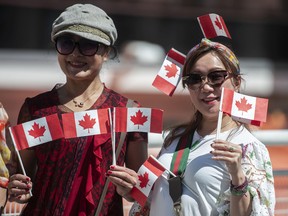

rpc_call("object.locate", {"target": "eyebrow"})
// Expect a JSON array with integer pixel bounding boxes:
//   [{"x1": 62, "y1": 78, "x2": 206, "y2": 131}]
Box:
[{"x1": 189, "y1": 69, "x2": 227, "y2": 75}]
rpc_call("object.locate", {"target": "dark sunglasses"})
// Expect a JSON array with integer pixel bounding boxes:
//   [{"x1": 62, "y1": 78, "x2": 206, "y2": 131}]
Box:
[
  {"x1": 182, "y1": 70, "x2": 228, "y2": 90},
  {"x1": 55, "y1": 37, "x2": 101, "y2": 56}
]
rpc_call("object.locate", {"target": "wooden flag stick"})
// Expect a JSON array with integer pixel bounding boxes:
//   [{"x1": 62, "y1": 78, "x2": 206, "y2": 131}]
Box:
[
  {"x1": 8, "y1": 127, "x2": 33, "y2": 197},
  {"x1": 216, "y1": 88, "x2": 225, "y2": 140},
  {"x1": 108, "y1": 108, "x2": 116, "y2": 166}
]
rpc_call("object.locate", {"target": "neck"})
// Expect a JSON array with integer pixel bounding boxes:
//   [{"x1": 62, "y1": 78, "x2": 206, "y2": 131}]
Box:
[
  {"x1": 58, "y1": 81, "x2": 104, "y2": 110},
  {"x1": 197, "y1": 116, "x2": 235, "y2": 137}
]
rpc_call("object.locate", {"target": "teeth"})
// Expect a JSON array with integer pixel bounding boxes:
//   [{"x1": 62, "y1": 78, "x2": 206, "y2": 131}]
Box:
[{"x1": 70, "y1": 61, "x2": 85, "y2": 66}]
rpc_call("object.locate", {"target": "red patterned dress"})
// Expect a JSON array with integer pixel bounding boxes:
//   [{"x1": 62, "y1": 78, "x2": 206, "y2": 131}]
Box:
[{"x1": 17, "y1": 85, "x2": 147, "y2": 216}]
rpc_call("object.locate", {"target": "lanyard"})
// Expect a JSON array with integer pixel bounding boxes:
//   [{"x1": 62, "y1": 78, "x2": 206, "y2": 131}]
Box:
[{"x1": 170, "y1": 131, "x2": 199, "y2": 176}]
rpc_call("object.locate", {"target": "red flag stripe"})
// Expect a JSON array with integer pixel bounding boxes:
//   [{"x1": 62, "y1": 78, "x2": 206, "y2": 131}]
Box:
[
  {"x1": 152, "y1": 75, "x2": 177, "y2": 96},
  {"x1": 46, "y1": 114, "x2": 64, "y2": 140},
  {"x1": 167, "y1": 48, "x2": 186, "y2": 65},
  {"x1": 114, "y1": 107, "x2": 128, "y2": 132},
  {"x1": 130, "y1": 187, "x2": 147, "y2": 207},
  {"x1": 150, "y1": 109, "x2": 163, "y2": 133},
  {"x1": 62, "y1": 112, "x2": 77, "y2": 139},
  {"x1": 221, "y1": 88, "x2": 234, "y2": 113},
  {"x1": 145, "y1": 156, "x2": 166, "y2": 176},
  {"x1": 198, "y1": 15, "x2": 217, "y2": 39},
  {"x1": 11, "y1": 125, "x2": 28, "y2": 150},
  {"x1": 97, "y1": 109, "x2": 110, "y2": 133},
  {"x1": 255, "y1": 97, "x2": 268, "y2": 122}
]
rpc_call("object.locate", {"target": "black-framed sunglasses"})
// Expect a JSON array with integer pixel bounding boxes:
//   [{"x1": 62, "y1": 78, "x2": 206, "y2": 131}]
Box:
[
  {"x1": 182, "y1": 70, "x2": 228, "y2": 90},
  {"x1": 55, "y1": 37, "x2": 101, "y2": 56}
]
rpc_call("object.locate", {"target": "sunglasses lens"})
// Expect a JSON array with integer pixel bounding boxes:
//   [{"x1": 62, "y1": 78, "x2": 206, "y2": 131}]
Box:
[
  {"x1": 184, "y1": 71, "x2": 227, "y2": 89},
  {"x1": 78, "y1": 40, "x2": 99, "y2": 56},
  {"x1": 185, "y1": 74, "x2": 202, "y2": 85},
  {"x1": 208, "y1": 72, "x2": 227, "y2": 85},
  {"x1": 56, "y1": 37, "x2": 75, "y2": 55},
  {"x1": 55, "y1": 37, "x2": 100, "y2": 56}
]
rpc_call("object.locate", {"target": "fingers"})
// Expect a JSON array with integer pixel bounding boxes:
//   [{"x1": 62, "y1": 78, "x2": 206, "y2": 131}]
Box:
[
  {"x1": 212, "y1": 140, "x2": 241, "y2": 153},
  {"x1": 107, "y1": 165, "x2": 137, "y2": 187},
  {"x1": 210, "y1": 140, "x2": 243, "y2": 161},
  {"x1": 107, "y1": 165, "x2": 138, "y2": 198},
  {"x1": 8, "y1": 174, "x2": 32, "y2": 202}
]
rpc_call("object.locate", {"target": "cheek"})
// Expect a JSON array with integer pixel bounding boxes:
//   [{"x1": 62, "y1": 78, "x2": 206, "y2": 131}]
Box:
[
  {"x1": 57, "y1": 55, "x2": 67, "y2": 72},
  {"x1": 188, "y1": 90, "x2": 199, "y2": 104}
]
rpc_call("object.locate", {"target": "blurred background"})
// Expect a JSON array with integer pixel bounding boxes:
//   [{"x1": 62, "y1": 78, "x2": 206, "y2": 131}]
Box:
[{"x1": 0, "y1": 0, "x2": 287, "y2": 215}]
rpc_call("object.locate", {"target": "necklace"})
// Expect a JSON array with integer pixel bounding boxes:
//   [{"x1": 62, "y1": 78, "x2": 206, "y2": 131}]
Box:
[
  {"x1": 197, "y1": 118, "x2": 233, "y2": 136},
  {"x1": 72, "y1": 85, "x2": 103, "y2": 108}
]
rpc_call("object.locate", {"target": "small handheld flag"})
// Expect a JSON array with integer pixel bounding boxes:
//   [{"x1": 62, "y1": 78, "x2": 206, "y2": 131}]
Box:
[
  {"x1": 62, "y1": 109, "x2": 110, "y2": 139},
  {"x1": 114, "y1": 107, "x2": 163, "y2": 133},
  {"x1": 130, "y1": 155, "x2": 167, "y2": 207},
  {"x1": 9, "y1": 113, "x2": 64, "y2": 150},
  {"x1": 152, "y1": 48, "x2": 186, "y2": 96},
  {"x1": 197, "y1": 13, "x2": 231, "y2": 39},
  {"x1": 220, "y1": 88, "x2": 268, "y2": 126}
]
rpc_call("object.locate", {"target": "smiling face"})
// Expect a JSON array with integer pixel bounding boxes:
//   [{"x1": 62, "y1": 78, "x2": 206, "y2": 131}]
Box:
[
  {"x1": 56, "y1": 34, "x2": 109, "y2": 83},
  {"x1": 187, "y1": 51, "x2": 239, "y2": 120}
]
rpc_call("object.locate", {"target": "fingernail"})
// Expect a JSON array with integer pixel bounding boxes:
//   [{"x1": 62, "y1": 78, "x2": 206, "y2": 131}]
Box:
[{"x1": 110, "y1": 165, "x2": 115, "y2": 169}]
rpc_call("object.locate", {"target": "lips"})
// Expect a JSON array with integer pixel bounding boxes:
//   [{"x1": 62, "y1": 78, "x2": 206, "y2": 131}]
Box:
[
  {"x1": 68, "y1": 61, "x2": 86, "y2": 68},
  {"x1": 202, "y1": 97, "x2": 220, "y2": 103}
]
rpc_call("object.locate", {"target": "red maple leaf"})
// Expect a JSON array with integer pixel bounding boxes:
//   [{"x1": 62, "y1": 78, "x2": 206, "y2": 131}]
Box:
[
  {"x1": 235, "y1": 97, "x2": 252, "y2": 115},
  {"x1": 130, "y1": 110, "x2": 148, "y2": 129},
  {"x1": 138, "y1": 172, "x2": 149, "y2": 188},
  {"x1": 214, "y1": 17, "x2": 223, "y2": 30},
  {"x1": 164, "y1": 63, "x2": 178, "y2": 78},
  {"x1": 28, "y1": 122, "x2": 46, "y2": 141},
  {"x1": 78, "y1": 113, "x2": 96, "y2": 133}
]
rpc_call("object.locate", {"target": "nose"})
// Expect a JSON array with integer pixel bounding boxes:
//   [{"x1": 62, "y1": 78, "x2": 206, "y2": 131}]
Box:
[
  {"x1": 71, "y1": 43, "x2": 82, "y2": 56},
  {"x1": 200, "y1": 78, "x2": 214, "y2": 92}
]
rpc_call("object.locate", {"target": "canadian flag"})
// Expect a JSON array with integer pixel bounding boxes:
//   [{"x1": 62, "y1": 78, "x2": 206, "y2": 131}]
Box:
[
  {"x1": 62, "y1": 109, "x2": 110, "y2": 139},
  {"x1": 9, "y1": 114, "x2": 64, "y2": 150},
  {"x1": 197, "y1": 13, "x2": 231, "y2": 39},
  {"x1": 130, "y1": 155, "x2": 166, "y2": 206},
  {"x1": 221, "y1": 88, "x2": 268, "y2": 126},
  {"x1": 114, "y1": 107, "x2": 163, "y2": 133},
  {"x1": 152, "y1": 48, "x2": 186, "y2": 96}
]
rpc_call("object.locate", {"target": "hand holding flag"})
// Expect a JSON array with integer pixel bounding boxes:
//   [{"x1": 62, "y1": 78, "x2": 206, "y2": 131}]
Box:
[
  {"x1": 9, "y1": 113, "x2": 64, "y2": 197},
  {"x1": 130, "y1": 155, "x2": 167, "y2": 206},
  {"x1": 152, "y1": 48, "x2": 186, "y2": 96}
]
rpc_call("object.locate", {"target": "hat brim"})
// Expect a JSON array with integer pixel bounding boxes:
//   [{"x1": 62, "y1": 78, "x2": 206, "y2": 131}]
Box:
[{"x1": 52, "y1": 30, "x2": 111, "y2": 46}]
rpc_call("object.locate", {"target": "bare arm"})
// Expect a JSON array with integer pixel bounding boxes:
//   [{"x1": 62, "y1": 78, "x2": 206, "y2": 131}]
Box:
[{"x1": 211, "y1": 140, "x2": 252, "y2": 216}]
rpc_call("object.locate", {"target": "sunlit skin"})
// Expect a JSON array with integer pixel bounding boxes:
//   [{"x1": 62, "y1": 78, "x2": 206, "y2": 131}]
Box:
[
  {"x1": 57, "y1": 35, "x2": 107, "y2": 83},
  {"x1": 187, "y1": 52, "x2": 236, "y2": 122},
  {"x1": 7, "y1": 34, "x2": 148, "y2": 204},
  {"x1": 186, "y1": 52, "x2": 252, "y2": 215},
  {"x1": 56, "y1": 35, "x2": 109, "y2": 106}
]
